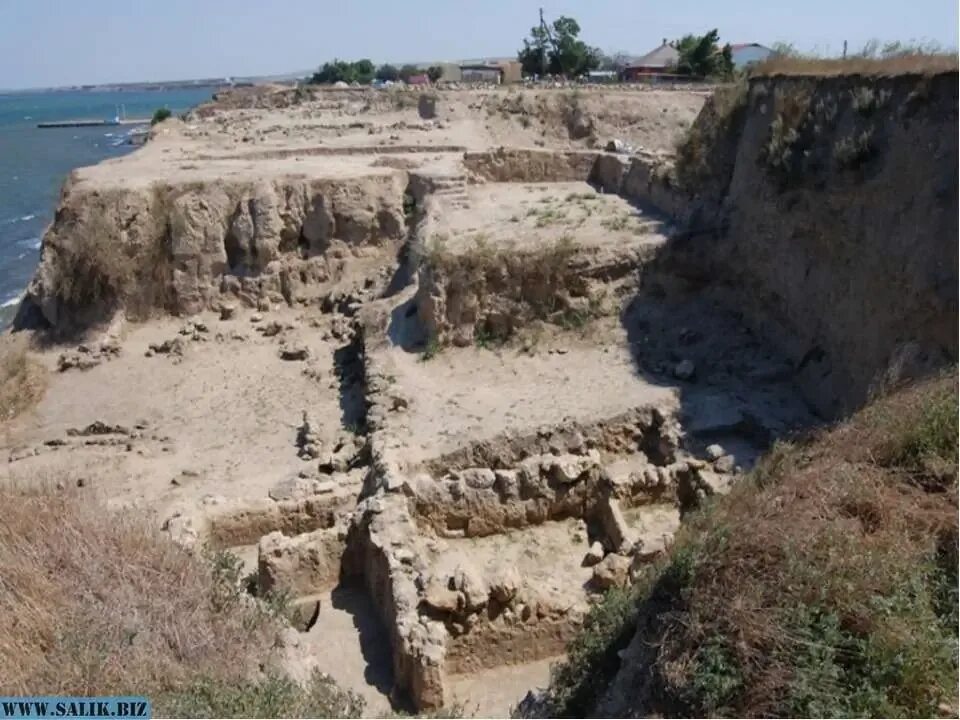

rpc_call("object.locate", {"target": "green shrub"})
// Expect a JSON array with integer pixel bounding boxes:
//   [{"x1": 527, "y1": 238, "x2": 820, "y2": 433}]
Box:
[
  {"x1": 159, "y1": 670, "x2": 364, "y2": 718},
  {"x1": 674, "y1": 81, "x2": 748, "y2": 190},
  {"x1": 539, "y1": 585, "x2": 641, "y2": 717},
  {"x1": 892, "y1": 385, "x2": 958, "y2": 469},
  {"x1": 151, "y1": 107, "x2": 172, "y2": 125}
]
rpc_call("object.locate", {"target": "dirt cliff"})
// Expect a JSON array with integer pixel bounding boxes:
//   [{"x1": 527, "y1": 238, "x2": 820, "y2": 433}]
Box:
[
  {"x1": 653, "y1": 71, "x2": 958, "y2": 417},
  {"x1": 15, "y1": 170, "x2": 407, "y2": 332}
]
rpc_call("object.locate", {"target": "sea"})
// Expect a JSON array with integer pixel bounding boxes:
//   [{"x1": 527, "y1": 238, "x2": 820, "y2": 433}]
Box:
[{"x1": 0, "y1": 87, "x2": 218, "y2": 323}]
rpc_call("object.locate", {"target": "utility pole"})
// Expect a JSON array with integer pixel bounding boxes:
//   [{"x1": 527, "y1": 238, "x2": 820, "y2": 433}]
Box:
[
  {"x1": 842, "y1": 40, "x2": 847, "y2": 58},
  {"x1": 539, "y1": 7, "x2": 548, "y2": 78}
]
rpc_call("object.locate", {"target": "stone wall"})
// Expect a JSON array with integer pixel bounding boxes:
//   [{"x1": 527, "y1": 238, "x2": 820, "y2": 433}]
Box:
[{"x1": 463, "y1": 148, "x2": 600, "y2": 182}]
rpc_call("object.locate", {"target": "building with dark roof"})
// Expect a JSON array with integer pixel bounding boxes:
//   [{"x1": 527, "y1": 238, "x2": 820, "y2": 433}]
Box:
[{"x1": 621, "y1": 39, "x2": 681, "y2": 81}]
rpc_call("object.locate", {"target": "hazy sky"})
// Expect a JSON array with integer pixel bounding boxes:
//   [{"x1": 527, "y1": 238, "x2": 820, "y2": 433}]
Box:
[{"x1": 1, "y1": 0, "x2": 957, "y2": 89}]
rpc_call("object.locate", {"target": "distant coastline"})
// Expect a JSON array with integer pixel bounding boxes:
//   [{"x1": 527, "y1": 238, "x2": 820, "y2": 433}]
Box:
[
  {"x1": 0, "y1": 70, "x2": 310, "y2": 96},
  {"x1": 0, "y1": 86, "x2": 218, "y2": 328}
]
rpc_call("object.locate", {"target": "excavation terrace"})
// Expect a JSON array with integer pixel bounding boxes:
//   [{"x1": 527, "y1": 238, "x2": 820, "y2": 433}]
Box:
[{"x1": 6, "y1": 77, "x2": 955, "y2": 716}]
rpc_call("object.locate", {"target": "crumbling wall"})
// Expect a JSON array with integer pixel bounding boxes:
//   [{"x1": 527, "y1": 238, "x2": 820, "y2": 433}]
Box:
[
  {"x1": 463, "y1": 148, "x2": 599, "y2": 182},
  {"x1": 644, "y1": 72, "x2": 959, "y2": 416}
]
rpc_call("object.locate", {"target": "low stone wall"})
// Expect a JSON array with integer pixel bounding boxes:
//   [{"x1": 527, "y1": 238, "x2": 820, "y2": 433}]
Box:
[{"x1": 463, "y1": 148, "x2": 600, "y2": 182}]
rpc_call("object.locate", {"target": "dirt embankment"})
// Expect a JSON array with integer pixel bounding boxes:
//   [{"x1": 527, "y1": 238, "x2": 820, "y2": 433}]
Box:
[
  {"x1": 15, "y1": 173, "x2": 408, "y2": 332},
  {"x1": 654, "y1": 72, "x2": 958, "y2": 417}
]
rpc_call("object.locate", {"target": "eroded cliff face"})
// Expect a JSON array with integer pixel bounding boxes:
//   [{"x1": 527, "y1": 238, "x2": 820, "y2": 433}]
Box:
[
  {"x1": 651, "y1": 72, "x2": 958, "y2": 417},
  {"x1": 16, "y1": 171, "x2": 408, "y2": 331}
]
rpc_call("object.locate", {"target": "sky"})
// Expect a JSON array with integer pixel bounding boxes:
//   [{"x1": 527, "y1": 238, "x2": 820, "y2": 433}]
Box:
[{"x1": 1, "y1": 0, "x2": 957, "y2": 89}]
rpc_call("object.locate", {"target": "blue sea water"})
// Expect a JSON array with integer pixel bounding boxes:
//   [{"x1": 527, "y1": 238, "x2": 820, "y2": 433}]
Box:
[{"x1": 0, "y1": 87, "x2": 217, "y2": 311}]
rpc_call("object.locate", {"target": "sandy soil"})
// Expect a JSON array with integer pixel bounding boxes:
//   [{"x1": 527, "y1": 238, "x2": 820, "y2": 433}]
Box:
[
  {"x1": 432, "y1": 180, "x2": 671, "y2": 252},
  {"x1": 448, "y1": 657, "x2": 558, "y2": 717},
  {"x1": 374, "y1": 319, "x2": 678, "y2": 468},
  {"x1": 298, "y1": 586, "x2": 394, "y2": 717},
  {"x1": 1, "y1": 305, "x2": 351, "y2": 522},
  {"x1": 71, "y1": 86, "x2": 706, "y2": 190}
]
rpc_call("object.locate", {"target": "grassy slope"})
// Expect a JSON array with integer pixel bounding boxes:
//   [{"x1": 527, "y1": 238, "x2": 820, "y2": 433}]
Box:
[
  {"x1": 0, "y1": 484, "x2": 363, "y2": 718},
  {"x1": 538, "y1": 371, "x2": 958, "y2": 718}
]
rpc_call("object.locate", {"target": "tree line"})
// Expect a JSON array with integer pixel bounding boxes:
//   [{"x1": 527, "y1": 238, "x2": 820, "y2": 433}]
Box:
[
  {"x1": 310, "y1": 59, "x2": 443, "y2": 85},
  {"x1": 307, "y1": 18, "x2": 740, "y2": 85},
  {"x1": 518, "y1": 15, "x2": 736, "y2": 79}
]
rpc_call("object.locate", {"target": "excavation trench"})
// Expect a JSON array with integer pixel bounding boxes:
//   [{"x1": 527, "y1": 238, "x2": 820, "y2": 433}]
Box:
[
  {"x1": 195, "y1": 149, "x2": 817, "y2": 714},
  {"x1": 25, "y1": 146, "x2": 815, "y2": 714}
]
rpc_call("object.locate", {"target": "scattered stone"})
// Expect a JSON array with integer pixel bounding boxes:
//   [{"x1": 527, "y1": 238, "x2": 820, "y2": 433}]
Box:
[
  {"x1": 423, "y1": 578, "x2": 461, "y2": 613},
  {"x1": 605, "y1": 138, "x2": 627, "y2": 153},
  {"x1": 250, "y1": 313, "x2": 263, "y2": 323},
  {"x1": 459, "y1": 467, "x2": 496, "y2": 490},
  {"x1": 493, "y1": 469, "x2": 519, "y2": 498},
  {"x1": 705, "y1": 443, "x2": 726, "y2": 461},
  {"x1": 549, "y1": 452, "x2": 599, "y2": 484},
  {"x1": 178, "y1": 320, "x2": 209, "y2": 338},
  {"x1": 714, "y1": 454, "x2": 736, "y2": 473},
  {"x1": 289, "y1": 599, "x2": 322, "y2": 632},
  {"x1": 67, "y1": 421, "x2": 129, "y2": 436},
  {"x1": 161, "y1": 512, "x2": 199, "y2": 549},
  {"x1": 592, "y1": 553, "x2": 631, "y2": 590},
  {"x1": 489, "y1": 566, "x2": 521, "y2": 604},
  {"x1": 219, "y1": 304, "x2": 236, "y2": 321},
  {"x1": 279, "y1": 344, "x2": 310, "y2": 361},
  {"x1": 583, "y1": 541, "x2": 605, "y2": 567},
  {"x1": 598, "y1": 496, "x2": 635, "y2": 554},
  {"x1": 148, "y1": 337, "x2": 186, "y2": 356},
  {"x1": 453, "y1": 564, "x2": 489, "y2": 612},
  {"x1": 56, "y1": 339, "x2": 122, "y2": 372},
  {"x1": 260, "y1": 321, "x2": 284, "y2": 337},
  {"x1": 673, "y1": 359, "x2": 696, "y2": 381},
  {"x1": 296, "y1": 411, "x2": 323, "y2": 459}
]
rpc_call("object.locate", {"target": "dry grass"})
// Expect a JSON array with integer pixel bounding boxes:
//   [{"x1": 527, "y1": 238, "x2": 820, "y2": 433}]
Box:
[
  {"x1": 0, "y1": 335, "x2": 47, "y2": 423},
  {"x1": 50, "y1": 201, "x2": 173, "y2": 323},
  {"x1": 542, "y1": 370, "x2": 959, "y2": 717},
  {"x1": 674, "y1": 81, "x2": 748, "y2": 189},
  {"x1": 0, "y1": 483, "x2": 362, "y2": 717},
  {"x1": 752, "y1": 53, "x2": 958, "y2": 77},
  {"x1": 422, "y1": 233, "x2": 590, "y2": 344},
  {"x1": 51, "y1": 213, "x2": 135, "y2": 310}
]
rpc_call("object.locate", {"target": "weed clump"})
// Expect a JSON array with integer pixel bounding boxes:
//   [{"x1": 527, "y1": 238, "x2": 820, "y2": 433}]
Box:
[
  {"x1": 674, "y1": 81, "x2": 748, "y2": 190},
  {"x1": 834, "y1": 129, "x2": 877, "y2": 169}
]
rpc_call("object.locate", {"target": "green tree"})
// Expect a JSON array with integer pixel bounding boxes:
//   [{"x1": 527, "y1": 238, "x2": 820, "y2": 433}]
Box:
[
  {"x1": 351, "y1": 59, "x2": 375, "y2": 84},
  {"x1": 426, "y1": 65, "x2": 444, "y2": 82},
  {"x1": 398, "y1": 64, "x2": 420, "y2": 82},
  {"x1": 376, "y1": 63, "x2": 399, "y2": 81},
  {"x1": 674, "y1": 29, "x2": 734, "y2": 79},
  {"x1": 310, "y1": 58, "x2": 375, "y2": 85},
  {"x1": 517, "y1": 14, "x2": 601, "y2": 78}
]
